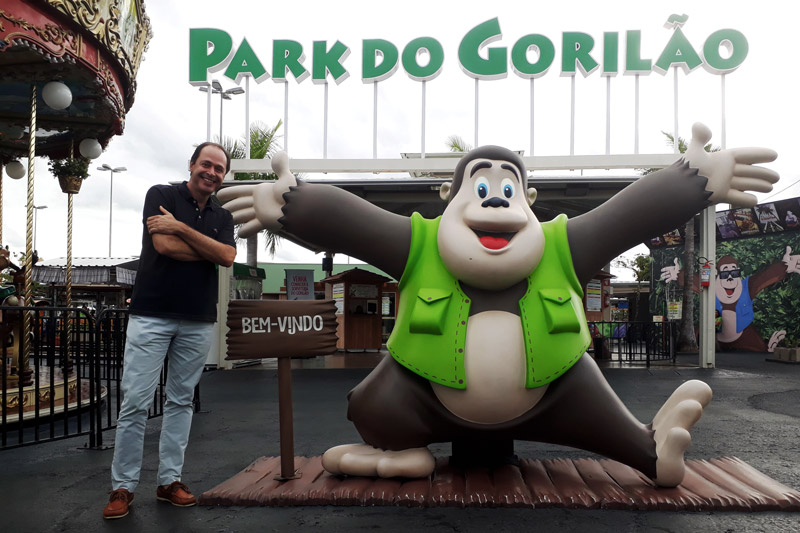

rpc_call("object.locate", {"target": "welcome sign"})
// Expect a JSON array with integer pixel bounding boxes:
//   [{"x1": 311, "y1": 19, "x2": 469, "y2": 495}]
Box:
[
  {"x1": 226, "y1": 300, "x2": 338, "y2": 360},
  {"x1": 189, "y1": 16, "x2": 748, "y2": 86}
]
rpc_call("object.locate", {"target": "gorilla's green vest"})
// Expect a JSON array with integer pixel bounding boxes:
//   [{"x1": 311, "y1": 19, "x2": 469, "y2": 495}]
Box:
[{"x1": 387, "y1": 213, "x2": 591, "y2": 390}]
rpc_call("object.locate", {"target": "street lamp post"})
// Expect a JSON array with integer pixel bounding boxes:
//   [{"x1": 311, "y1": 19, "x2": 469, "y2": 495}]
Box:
[
  {"x1": 32, "y1": 204, "x2": 47, "y2": 252},
  {"x1": 97, "y1": 164, "x2": 126, "y2": 257},
  {"x1": 199, "y1": 79, "x2": 244, "y2": 142}
]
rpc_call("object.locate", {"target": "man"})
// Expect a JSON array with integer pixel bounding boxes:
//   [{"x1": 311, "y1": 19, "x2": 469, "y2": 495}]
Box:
[{"x1": 103, "y1": 142, "x2": 236, "y2": 519}]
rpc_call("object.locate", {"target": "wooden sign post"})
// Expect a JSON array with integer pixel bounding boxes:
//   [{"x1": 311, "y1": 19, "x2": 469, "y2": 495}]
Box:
[{"x1": 226, "y1": 299, "x2": 338, "y2": 480}]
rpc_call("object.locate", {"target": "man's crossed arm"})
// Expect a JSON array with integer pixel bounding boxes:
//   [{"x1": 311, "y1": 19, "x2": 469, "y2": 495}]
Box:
[{"x1": 147, "y1": 206, "x2": 235, "y2": 267}]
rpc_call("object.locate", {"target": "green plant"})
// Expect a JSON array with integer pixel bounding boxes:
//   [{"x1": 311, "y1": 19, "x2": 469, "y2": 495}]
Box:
[{"x1": 48, "y1": 157, "x2": 90, "y2": 179}]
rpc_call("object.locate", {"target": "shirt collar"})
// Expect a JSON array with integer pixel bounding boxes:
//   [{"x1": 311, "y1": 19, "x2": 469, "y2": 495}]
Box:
[{"x1": 178, "y1": 181, "x2": 219, "y2": 212}]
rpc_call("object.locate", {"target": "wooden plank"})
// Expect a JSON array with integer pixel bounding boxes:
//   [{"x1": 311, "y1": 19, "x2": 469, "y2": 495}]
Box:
[
  {"x1": 200, "y1": 456, "x2": 800, "y2": 512},
  {"x1": 519, "y1": 459, "x2": 564, "y2": 508}
]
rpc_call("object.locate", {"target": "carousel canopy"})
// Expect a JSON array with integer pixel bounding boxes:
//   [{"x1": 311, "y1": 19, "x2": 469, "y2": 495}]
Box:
[{"x1": 0, "y1": 0, "x2": 152, "y2": 163}]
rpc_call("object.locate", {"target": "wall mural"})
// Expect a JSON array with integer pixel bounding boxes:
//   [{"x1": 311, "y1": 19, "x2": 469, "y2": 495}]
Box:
[{"x1": 650, "y1": 197, "x2": 800, "y2": 352}]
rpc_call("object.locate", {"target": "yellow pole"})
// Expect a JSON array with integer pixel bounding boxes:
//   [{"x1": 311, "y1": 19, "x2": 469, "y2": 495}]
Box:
[
  {"x1": 22, "y1": 85, "x2": 36, "y2": 385},
  {"x1": 65, "y1": 192, "x2": 73, "y2": 373}
]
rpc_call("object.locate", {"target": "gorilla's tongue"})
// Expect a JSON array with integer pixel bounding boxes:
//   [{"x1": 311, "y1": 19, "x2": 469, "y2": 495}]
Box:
[{"x1": 479, "y1": 236, "x2": 509, "y2": 250}]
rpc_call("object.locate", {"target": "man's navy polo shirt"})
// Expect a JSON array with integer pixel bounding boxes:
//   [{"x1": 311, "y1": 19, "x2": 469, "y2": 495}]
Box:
[{"x1": 129, "y1": 182, "x2": 235, "y2": 322}]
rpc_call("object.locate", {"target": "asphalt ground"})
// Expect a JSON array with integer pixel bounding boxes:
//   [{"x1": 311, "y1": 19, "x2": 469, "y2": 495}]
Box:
[{"x1": 1, "y1": 351, "x2": 799, "y2": 532}]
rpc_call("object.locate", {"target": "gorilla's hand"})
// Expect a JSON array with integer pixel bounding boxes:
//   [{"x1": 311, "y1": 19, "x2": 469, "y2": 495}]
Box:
[
  {"x1": 684, "y1": 123, "x2": 779, "y2": 207},
  {"x1": 216, "y1": 152, "x2": 298, "y2": 238},
  {"x1": 783, "y1": 246, "x2": 800, "y2": 274},
  {"x1": 660, "y1": 258, "x2": 681, "y2": 283}
]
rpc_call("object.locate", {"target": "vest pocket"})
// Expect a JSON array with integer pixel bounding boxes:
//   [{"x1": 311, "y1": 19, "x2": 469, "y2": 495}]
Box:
[
  {"x1": 409, "y1": 288, "x2": 452, "y2": 335},
  {"x1": 539, "y1": 288, "x2": 581, "y2": 334}
]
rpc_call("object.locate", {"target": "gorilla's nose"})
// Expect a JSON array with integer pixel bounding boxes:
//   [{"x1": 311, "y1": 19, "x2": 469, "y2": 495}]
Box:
[{"x1": 482, "y1": 197, "x2": 509, "y2": 208}]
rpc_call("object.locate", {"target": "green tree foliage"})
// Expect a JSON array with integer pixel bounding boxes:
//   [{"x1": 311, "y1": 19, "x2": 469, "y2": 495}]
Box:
[
  {"x1": 613, "y1": 254, "x2": 651, "y2": 321},
  {"x1": 446, "y1": 135, "x2": 472, "y2": 153},
  {"x1": 217, "y1": 121, "x2": 283, "y2": 257}
]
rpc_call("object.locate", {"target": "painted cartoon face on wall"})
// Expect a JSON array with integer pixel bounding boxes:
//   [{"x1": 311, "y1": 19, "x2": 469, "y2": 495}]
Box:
[
  {"x1": 716, "y1": 260, "x2": 743, "y2": 304},
  {"x1": 437, "y1": 147, "x2": 543, "y2": 290}
]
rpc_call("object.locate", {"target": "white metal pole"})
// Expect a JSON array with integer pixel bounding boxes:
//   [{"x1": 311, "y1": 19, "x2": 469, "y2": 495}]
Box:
[
  {"x1": 219, "y1": 92, "x2": 224, "y2": 142},
  {"x1": 673, "y1": 66, "x2": 679, "y2": 154},
  {"x1": 474, "y1": 78, "x2": 479, "y2": 148},
  {"x1": 324, "y1": 81, "x2": 329, "y2": 159},
  {"x1": 373, "y1": 82, "x2": 378, "y2": 159},
  {"x1": 720, "y1": 74, "x2": 727, "y2": 150},
  {"x1": 530, "y1": 78, "x2": 535, "y2": 156},
  {"x1": 421, "y1": 80, "x2": 426, "y2": 158},
  {"x1": 570, "y1": 76, "x2": 576, "y2": 156},
  {"x1": 206, "y1": 84, "x2": 212, "y2": 142},
  {"x1": 245, "y1": 76, "x2": 251, "y2": 158},
  {"x1": 284, "y1": 81, "x2": 289, "y2": 153},
  {"x1": 605, "y1": 76, "x2": 611, "y2": 155},
  {"x1": 634, "y1": 74, "x2": 640, "y2": 154}
]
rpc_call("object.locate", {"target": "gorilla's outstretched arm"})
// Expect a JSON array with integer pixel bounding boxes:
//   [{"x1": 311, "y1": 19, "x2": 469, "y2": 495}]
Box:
[{"x1": 567, "y1": 123, "x2": 778, "y2": 287}]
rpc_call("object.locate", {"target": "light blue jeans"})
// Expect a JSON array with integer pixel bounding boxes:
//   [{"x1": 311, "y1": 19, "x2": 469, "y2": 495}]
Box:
[{"x1": 111, "y1": 315, "x2": 214, "y2": 492}]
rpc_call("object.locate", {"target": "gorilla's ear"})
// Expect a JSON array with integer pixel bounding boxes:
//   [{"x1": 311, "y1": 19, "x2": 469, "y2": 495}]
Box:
[
  {"x1": 440, "y1": 181, "x2": 452, "y2": 202},
  {"x1": 527, "y1": 187, "x2": 537, "y2": 206}
]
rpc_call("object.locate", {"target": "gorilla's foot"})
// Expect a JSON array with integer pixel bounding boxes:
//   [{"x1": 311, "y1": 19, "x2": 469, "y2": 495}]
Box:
[
  {"x1": 321, "y1": 443, "x2": 435, "y2": 478},
  {"x1": 651, "y1": 380, "x2": 712, "y2": 487},
  {"x1": 768, "y1": 330, "x2": 786, "y2": 352}
]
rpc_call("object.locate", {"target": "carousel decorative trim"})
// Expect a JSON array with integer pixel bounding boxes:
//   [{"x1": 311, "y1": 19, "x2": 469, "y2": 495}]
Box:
[
  {"x1": 0, "y1": 8, "x2": 81, "y2": 58},
  {"x1": 43, "y1": 0, "x2": 153, "y2": 93}
]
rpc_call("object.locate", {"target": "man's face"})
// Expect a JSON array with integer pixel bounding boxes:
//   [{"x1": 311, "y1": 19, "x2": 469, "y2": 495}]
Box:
[
  {"x1": 716, "y1": 262, "x2": 743, "y2": 304},
  {"x1": 188, "y1": 145, "x2": 227, "y2": 197}
]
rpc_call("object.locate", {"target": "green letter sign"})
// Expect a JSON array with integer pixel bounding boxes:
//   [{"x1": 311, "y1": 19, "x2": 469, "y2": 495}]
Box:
[
  {"x1": 189, "y1": 28, "x2": 233, "y2": 85},
  {"x1": 273, "y1": 40, "x2": 309, "y2": 82},
  {"x1": 510, "y1": 34, "x2": 554, "y2": 78},
  {"x1": 702, "y1": 29, "x2": 748, "y2": 74},
  {"x1": 459, "y1": 18, "x2": 507, "y2": 79},
  {"x1": 313, "y1": 40, "x2": 351, "y2": 84},
  {"x1": 402, "y1": 37, "x2": 444, "y2": 81},
  {"x1": 224, "y1": 38, "x2": 269, "y2": 83},
  {"x1": 362, "y1": 39, "x2": 399, "y2": 82}
]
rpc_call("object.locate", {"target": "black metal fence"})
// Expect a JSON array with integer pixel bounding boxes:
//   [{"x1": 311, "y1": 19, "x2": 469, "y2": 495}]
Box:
[
  {"x1": 0, "y1": 307, "x2": 166, "y2": 450},
  {"x1": 1, "y1": 311, "x2": 675, "y2": 450},
  {"x1": 588, "y1": 320, "x2": 676, "y2": 366}
]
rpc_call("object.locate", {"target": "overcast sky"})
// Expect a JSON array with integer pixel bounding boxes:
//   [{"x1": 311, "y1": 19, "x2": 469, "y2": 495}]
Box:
[{"x1": 4, "y1": 0, "x2": 798, "y2": 281}]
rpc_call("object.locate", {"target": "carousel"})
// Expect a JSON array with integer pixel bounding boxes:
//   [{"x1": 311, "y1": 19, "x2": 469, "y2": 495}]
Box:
[{"x1": 0, "y1": 1, "x2": 151, "y2": 423}]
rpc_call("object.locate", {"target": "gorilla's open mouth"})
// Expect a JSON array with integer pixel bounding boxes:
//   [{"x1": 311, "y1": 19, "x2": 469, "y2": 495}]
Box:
[
  {"x1": 725, "y1": 288, "x2": 734, "y2": 296},
  {"x1": 472, "y1": 229, "x2": 517, "y2": 250}
]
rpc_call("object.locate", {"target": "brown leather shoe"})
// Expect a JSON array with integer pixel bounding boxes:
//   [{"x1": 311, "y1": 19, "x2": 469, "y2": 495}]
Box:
[
  {"x1": 156, "y1": 481, "x2": 197, "y2": 507},
  {"x1": 103, "y1": 488, "x2": 134, "y2": 519}
]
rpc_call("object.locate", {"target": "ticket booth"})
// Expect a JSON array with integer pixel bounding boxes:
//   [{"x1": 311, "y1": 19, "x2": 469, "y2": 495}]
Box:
[{"x1": 324, "y1": 268, "x2": 389, "y2": 351}]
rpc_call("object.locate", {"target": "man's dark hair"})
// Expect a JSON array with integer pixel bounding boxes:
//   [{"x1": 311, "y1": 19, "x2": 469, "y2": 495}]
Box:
[
  {"x1": 191, "y1": 142, "x2": 231, "y2": 173},
  {"x1": 450, "y1": 145, "x2": 527, "y2": 200}
]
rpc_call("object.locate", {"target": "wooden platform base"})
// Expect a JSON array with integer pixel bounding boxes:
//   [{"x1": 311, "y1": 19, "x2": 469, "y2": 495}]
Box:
[{"x1": 200, "y1": 455, "x2": 800, "y2": 511}]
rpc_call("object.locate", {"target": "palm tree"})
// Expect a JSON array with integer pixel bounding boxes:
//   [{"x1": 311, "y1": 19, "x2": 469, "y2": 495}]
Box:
[
  {"x1": 641, "y1": 132, "x2": 719, "y2": 353},
  {"x1": 613, "y1": 253, "x2": 652, "y2": 321},
  {"x1": 446, "y1": 135, "x2": 472, "y2": 153},
  {"x1": 218, "y1": 120, "x2": 283, "y2": 263}
]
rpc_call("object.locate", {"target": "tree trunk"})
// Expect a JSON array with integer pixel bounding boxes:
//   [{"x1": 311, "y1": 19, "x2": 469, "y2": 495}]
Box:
[
  {"x1": 246, "y1": 235, "x2": 257, "y2": 267},
  {"x1": 678, "y1": 217, "x2": 699, "y2": 352}
]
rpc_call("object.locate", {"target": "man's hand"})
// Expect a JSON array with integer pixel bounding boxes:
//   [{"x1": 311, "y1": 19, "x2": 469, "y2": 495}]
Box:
[
  {"x1": 684, "y1": 122, "x2": 779, "y2": 207},
  {"x1": 660, "y1": 258, "x2": 681, "y2": 283},
  {"x1": 216, "y1": 151, "x2": 298, "y2": 238},
  {"x1": 147, "y1": 206, "x2": 185, "y2": 235},
  {"x1": 783, "y1": 246, "x2": 800, "y2": 274}
]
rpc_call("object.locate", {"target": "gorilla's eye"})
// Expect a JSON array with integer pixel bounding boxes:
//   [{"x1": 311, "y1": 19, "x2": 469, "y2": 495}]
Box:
[
  {"x1": 474, "y1": 177, "x2": 489, "y2": 199},
  {"x1": 501, "y1": 178, "x2": 515, "y2": 199}
]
